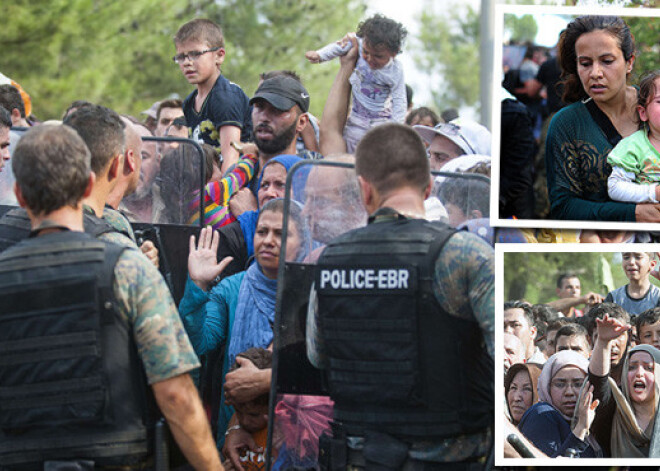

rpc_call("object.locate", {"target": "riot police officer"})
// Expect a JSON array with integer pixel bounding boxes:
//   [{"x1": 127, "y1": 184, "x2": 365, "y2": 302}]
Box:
[
  {"x1": 309, "y1": 123, "x2": 495, "y2": 470},
  {"x1": 0, "y1": 124, "x2": 222, "y2": 470}
]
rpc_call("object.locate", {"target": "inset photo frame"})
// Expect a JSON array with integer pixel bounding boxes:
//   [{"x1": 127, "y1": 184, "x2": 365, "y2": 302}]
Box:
[
  {"x1": 496, "y1": 243, "x2": 660, "y2": 466},
  {"x1": 491, "y1": 5, "x2": 660, "y2": 232}
]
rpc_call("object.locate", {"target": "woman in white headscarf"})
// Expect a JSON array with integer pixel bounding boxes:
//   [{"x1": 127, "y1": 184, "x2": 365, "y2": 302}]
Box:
[
  {"x1": 518, "y1": 350, "x2": 600, "y2": 457},
  {"x1": 589, "y1": 313, "x2": 660, "y2": 457}
]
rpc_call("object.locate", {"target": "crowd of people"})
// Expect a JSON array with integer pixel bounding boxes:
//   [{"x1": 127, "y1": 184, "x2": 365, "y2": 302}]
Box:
[
  {"x1": 0, "y1": 12, "x2": 497, "y2": 471},
  {"x1": 5, "y1": 7, "x2": 660, "y2": 470},
  {"x1": 504, "y1": 252, "x2": 660, "y2": 460}
]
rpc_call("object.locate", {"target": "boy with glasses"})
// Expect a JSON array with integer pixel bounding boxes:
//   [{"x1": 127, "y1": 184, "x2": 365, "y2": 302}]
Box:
[{"x1": 174, "y1": 18, "x2": 253, "y2": 173}]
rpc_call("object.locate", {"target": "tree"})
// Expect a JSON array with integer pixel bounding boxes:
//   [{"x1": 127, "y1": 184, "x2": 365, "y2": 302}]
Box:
[
  {"x1": 413, "y1": 0, "x2": 481, "y2": 112},
  {"x1": 504, "y1": 14, "x2": 538, "y2": 44},
  {"x1": 0, "y1": 0, "x2": 365, "y2": 120},
  {"x1": 503, "y1": 252, "x2": 637, "y2": 304}
]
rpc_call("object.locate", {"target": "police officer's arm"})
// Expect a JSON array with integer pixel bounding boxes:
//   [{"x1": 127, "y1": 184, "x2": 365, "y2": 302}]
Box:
[
  {"x1": 319, "y1": 33, "x2": 358, "y2": 156},
  {"x1": 112, "y1": 249, "x2": 221, "y2": 469},
  {"x1": 152, "y1": 374, "x2": 223, "y2": 470},
  {"x1": 434, "y1": 232, "x2": 495, "y2": 358}
]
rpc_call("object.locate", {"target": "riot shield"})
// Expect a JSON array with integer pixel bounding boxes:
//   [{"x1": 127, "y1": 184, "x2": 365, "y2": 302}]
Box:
[
  {"x1": 268, "y1": 160, "x2": 367, "y2": 469},
  {"x1": 121, "y1": 137, "x2": 207, "y2": 226},
  {"x1": 0, "y1": 127, "x2": 28, "y2": 213},
  {"x1": 269, "y1": 162, "x2": 492, "y2": 469}
]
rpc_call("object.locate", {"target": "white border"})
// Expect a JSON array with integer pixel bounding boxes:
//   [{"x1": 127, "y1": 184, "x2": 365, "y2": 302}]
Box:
[
  {"x1": 490, "y1": 5, "x2": 660, "y2": 231},
  {"x1": 495, "y1": 242, "x2": 660, "y2": 466}
]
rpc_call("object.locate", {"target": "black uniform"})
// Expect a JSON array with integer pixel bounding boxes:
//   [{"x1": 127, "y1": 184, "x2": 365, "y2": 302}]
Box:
[
  {"x1": 314, "y1": 211, "x2": 493, "y2": 469},
  {"x1": 0, "y1": 231, "x2": 155, "y2": 469},
  {"x1": 0, "y1": 207, "x2": 121, "y2": 254}
]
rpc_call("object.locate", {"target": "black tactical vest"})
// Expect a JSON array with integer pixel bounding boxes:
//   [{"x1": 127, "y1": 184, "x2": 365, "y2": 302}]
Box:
[
  {"x1": 0, "y1": 231, "x2": 153, "y2": 467},
  {"x1": 315, "y1": 216, "x2": 493, "y2": 439},
  {"x1": 0, "y1": 207, "x2": 120, "y2": 254}
]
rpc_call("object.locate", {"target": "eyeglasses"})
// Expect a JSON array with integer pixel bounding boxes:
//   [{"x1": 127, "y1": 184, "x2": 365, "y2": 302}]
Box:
[
  {"x1": 172, "y1": 47, "x2": 220, "y2": 64},
  {"x1": 550, "y1": 379, "x2": 584, "y2": 390}
]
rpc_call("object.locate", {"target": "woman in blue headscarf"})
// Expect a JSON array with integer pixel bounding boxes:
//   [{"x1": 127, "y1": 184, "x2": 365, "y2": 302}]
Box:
[
  {"x1": 179, "y1": 198, "x2": 310, "y2": 447},
  {"x1": 216, "y1": 154, "x2": 304, "y2": 279}
]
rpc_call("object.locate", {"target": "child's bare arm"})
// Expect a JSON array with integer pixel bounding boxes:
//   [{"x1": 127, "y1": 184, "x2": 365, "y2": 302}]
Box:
[{"x1": 219, "y1": 125, "x2": 242, "y2": 173}]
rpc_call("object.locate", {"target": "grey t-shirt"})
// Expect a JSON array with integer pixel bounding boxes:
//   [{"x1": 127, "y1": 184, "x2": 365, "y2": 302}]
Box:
[{"x1": 605, "y1": 284, "x2": 660, "y2": 317}]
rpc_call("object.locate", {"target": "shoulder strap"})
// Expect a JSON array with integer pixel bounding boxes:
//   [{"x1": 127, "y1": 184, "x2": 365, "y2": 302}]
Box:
[
  {"x1": 423, "y1": 222, "x2": 456, "y2": 283},
  {"x1": 98, "y1": 241, "x2": 127, "y2": 325},
  {"x1": 83, "y1": 212, "x2": 119, "y2": 239},
  {"x1": 584, "y1": 98, "x2": 622, "y2": 147}
]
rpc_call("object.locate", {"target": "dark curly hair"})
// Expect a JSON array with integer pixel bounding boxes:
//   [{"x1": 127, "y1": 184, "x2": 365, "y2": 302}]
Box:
[
  {"x1": 557, "y1": 15, "x2": 635, "y2": 104},
  {"x1": 356, "y1": 14, "x2": 407, "y2": 55}
]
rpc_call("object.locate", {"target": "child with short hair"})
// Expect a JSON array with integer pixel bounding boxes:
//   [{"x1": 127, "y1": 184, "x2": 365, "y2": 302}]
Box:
[
  {"x1": 605, "y1": 252, "x2": 660, "y2": 317},
  {"x1": 608, "y1": 70, "x2": 660, "y2": 203},
  {"x1": 634, "y1": 307, "x2": 660, "y2": 350},
  {"x1": 225, "y1": 348, "x2": 273, "y2": 470},
  {"x1": 305, "y1": 14, "x2": 407, "y2": 152},
  {"x1": 174, "y1": 18, "x2": 253, "y2": 173}
]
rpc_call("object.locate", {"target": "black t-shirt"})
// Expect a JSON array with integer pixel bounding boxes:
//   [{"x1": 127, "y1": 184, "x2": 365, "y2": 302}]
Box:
[
  {"x1": 536, "y1": 57, "x2": 565, "y2": 114},
  {"x1": 183, "y1": 74, "x2": 253, "y2": 149}
]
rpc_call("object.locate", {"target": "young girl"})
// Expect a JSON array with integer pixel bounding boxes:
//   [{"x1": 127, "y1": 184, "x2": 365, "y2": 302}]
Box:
[
  {"x1": 607, "y1": 70, "x2": 660, "y2": 203},
  {"x1": 305, "y1": 14, "x2": 407, "y2": 152}
]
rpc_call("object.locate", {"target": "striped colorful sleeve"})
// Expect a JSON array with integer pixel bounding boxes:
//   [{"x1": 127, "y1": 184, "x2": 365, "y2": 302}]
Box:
[{"x1": 206, "y1": 153, "x2": 258, "y2": 206}]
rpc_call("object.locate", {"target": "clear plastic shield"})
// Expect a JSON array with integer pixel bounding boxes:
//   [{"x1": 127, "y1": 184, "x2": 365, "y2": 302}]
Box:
[
  {"x1": 269, "y1": 160, "x2": 368, "y2": 469},
  {"x1": 432, "y1": 170, "x2": 492, "y2": 243},
  {"x1": 0, "y1": 128, "x2": 27, "y2": 209},
  {"x1": 269, "y1": 162, "x2": 492, "y2": 469},
  {"x1": 121, "y1": 137, "x2": 207, "y2": 226}
]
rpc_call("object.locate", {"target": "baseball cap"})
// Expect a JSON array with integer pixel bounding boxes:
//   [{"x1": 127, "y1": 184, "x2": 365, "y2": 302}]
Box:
[
  {"x1": 250, "y1": 76, "x2": 310, "y2": 113},
  {"x1": 141, "y1": 100, "x2": 161, "y2": 120},
  {"x1": 414, "y1": 118, "x2": 491, "y2": 156}
]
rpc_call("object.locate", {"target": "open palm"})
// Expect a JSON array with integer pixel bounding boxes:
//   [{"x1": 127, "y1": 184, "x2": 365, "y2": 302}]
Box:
[{"x1": 188, "y1": 227, "x2": 232, "y2": 291}]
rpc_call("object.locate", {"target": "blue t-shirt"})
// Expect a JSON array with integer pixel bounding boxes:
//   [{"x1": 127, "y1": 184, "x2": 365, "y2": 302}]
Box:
[{"x1": 183, "y1": 74, "x2": 253, "y2": 149}]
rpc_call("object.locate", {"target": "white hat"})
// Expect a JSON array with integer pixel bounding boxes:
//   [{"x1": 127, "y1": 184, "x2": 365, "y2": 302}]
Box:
[{"x1": 414, "y1": 118, "x2": 492, "y2": 156}]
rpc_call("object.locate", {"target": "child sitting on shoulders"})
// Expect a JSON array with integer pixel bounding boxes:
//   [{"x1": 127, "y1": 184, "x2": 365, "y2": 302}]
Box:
[
  {"x1": 305, "y1": 14, "x2": 407, "y2": 152},
  {"x1": 608, "y1": 70, "x2": 660, "y2": 203}
]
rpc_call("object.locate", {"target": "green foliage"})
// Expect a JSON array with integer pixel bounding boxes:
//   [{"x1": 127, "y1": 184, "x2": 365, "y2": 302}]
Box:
[
  {"x1": 0, "y1": 0, "x2": 365, "y2": 120},
  {"x1": 503, "y1": 252, "x2": 659, "y2": 304},
  {"x1": 627, "y1": 16, "x2": 660, "y2": 84},
  {"x1": 413, "y1": 0, "x2": 481, "y2": 112},
  {"x1": 504, "y1": 14, "x2": 539, "y2": 44}
]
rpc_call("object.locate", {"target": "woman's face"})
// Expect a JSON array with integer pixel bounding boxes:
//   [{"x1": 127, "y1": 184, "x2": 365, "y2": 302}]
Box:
[
  {"x1": 254, "y1": 210, "x2": 301, "y2": 278},
  {"x1": 627, "y1": 351, "x2": 655, "y2": 405},
  {"x1": 507, "y1": 370, "x2": 534, "y2": 424},
  {"x1": 258, "y1": 163, "x2": 287, "y2": 208},
  {"x1": 549, "y1": 365, "x2": 585, "y2": 418},
  {"x1": 575, "y1": 29, "x2": 633, "y2": 104}
]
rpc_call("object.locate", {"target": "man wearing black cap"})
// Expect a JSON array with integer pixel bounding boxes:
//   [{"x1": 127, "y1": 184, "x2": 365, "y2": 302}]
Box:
[
  {"x1": 251, "y1": 76, "x2": 311, "y2": 164},
  {"x1": 229, "y1": 75, "x2": 319, "y2": 214}
]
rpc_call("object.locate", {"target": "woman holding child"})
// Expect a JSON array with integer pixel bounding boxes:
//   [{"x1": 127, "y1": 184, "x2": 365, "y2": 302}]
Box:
[{"x1": 546, "y1": 15, "x2": 660, "y2": 222}]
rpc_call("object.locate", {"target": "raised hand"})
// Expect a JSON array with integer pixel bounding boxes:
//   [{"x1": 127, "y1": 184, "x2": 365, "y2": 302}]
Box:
[
  {"x1": 572, "y1": 382, "x2": 599, "y2": 441},
  {"x1": 305, "y1": 50, "x2": 321, "y2": 63},
  {"x1": 595, "y1": 313, "x2": 631, "y2": 343},
  {"x1": 188, "y1": 226, "x2": 232, "y2": 291}
]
